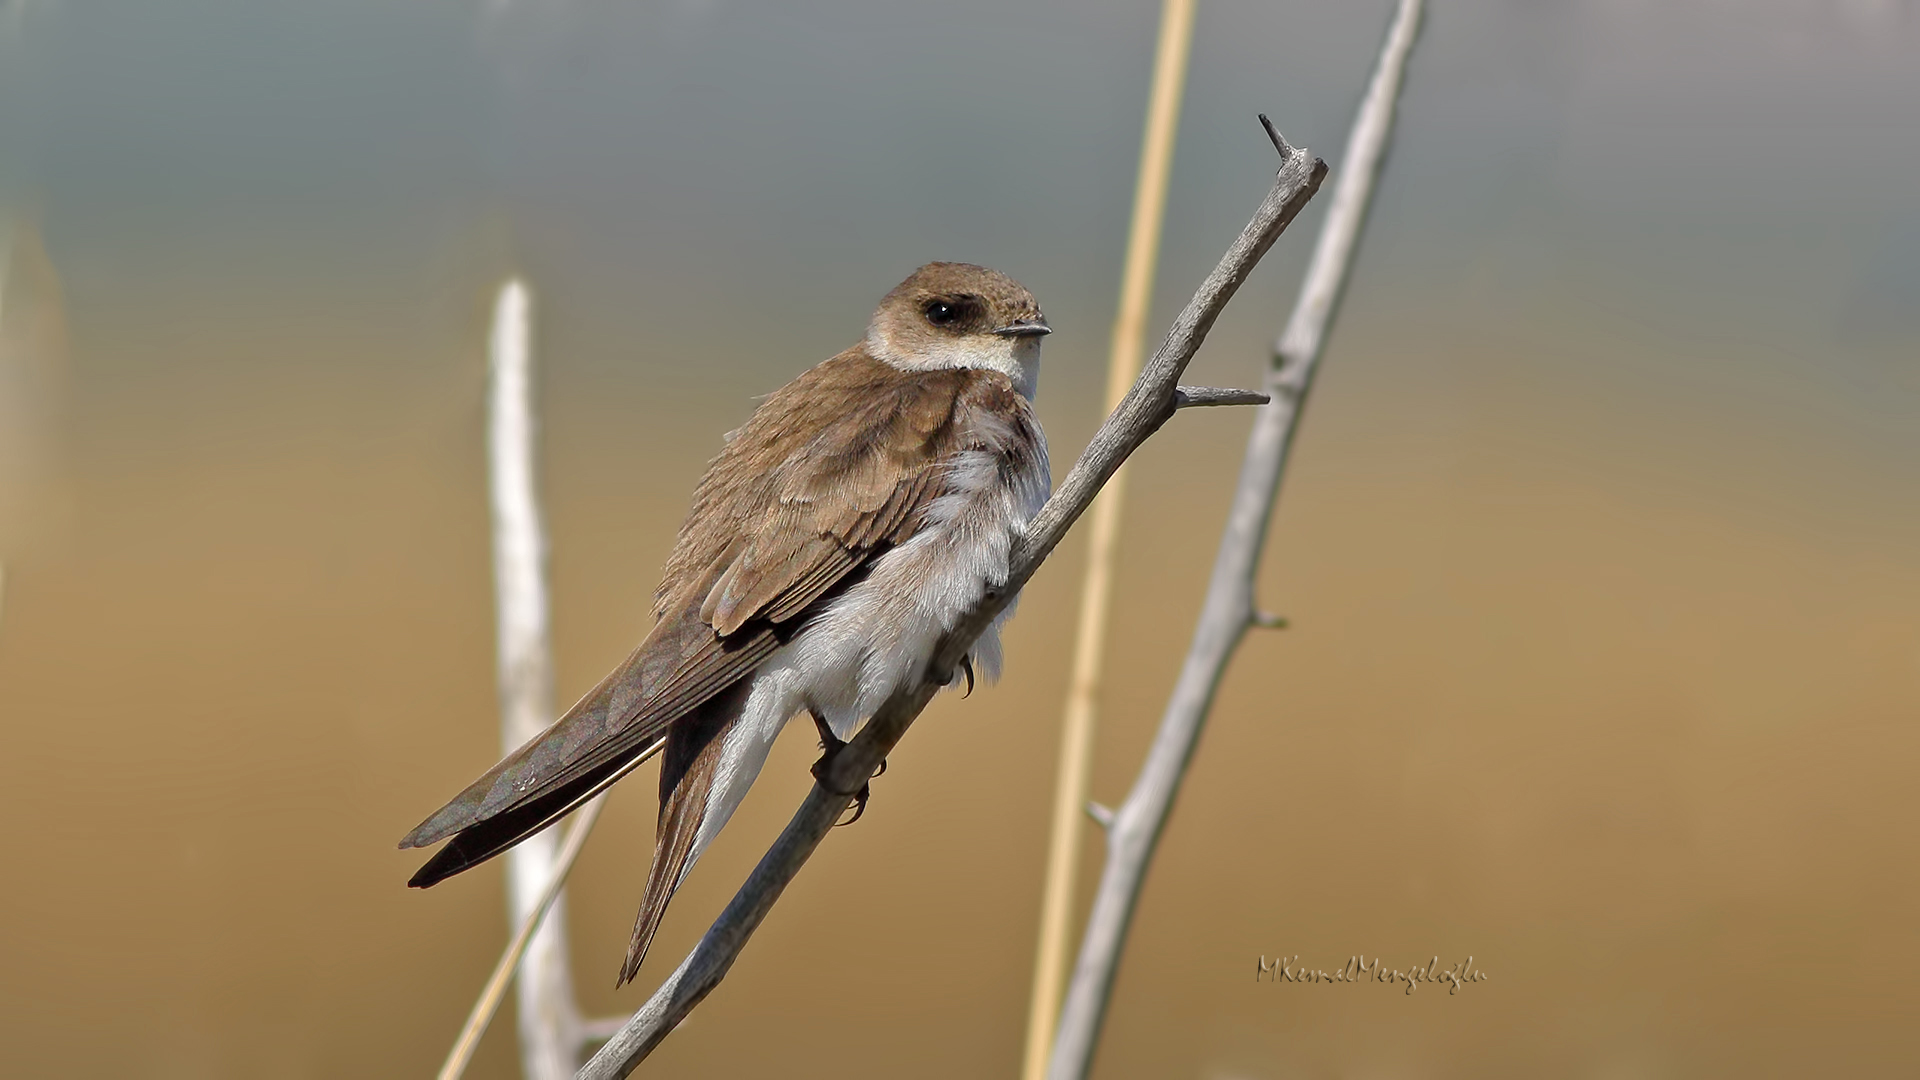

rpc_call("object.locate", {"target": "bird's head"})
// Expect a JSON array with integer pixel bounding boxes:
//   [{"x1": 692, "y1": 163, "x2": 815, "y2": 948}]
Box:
[{"x1": 866, "y1": 262, "x2": 1050, "y2": 399}]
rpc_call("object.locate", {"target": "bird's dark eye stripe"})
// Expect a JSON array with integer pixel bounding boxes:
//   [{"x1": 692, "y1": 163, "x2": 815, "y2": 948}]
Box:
[{"x1": 923, "y1": 294, "x2": 986, "y2": 328}]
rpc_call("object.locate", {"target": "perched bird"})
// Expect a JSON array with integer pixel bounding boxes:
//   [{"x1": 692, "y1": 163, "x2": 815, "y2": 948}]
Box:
[{"x1": 401, "y1": 262, "x2": 1052, "y2": 984}]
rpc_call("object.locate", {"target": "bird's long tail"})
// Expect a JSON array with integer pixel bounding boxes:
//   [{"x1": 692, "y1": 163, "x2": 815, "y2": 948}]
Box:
[
  {"x1": 618, "y1": 677, "x2": 750, "y2": 986},
  {"x1": 406, "y1": 742, "x2": 649, "y2": 889}
]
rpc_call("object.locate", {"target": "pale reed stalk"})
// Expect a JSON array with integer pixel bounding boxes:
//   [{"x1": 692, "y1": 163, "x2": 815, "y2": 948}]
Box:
[{"x1": 1019, "y1": 3, "x2": 1197, "y2": 1077}]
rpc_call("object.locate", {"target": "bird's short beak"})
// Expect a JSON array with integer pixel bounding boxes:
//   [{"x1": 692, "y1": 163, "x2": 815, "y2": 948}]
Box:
[{"x1": 994, "y1": 318, "x2": 1052, "y2": 338}]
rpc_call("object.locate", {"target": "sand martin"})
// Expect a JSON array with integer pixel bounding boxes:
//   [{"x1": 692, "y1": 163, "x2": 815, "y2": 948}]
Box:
[{"x1": 402, "y1": 263, "x2": 1052, "y2": 983}]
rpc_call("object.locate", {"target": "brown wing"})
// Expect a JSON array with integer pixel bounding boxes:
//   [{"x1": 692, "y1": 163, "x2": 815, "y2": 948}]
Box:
[{"x1": 400, "y1": 350, "x2": 979, "y2": 885}]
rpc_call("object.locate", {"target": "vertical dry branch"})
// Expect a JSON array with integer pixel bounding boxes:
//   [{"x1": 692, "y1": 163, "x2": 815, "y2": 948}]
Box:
[
  {"x1": 488, "y1": 278, "x2": 588, "y2": 1080},
  {"x1": 1022, "y1": 1, "x2": 1197, "y2": 1077},
  {"x1": 1044, "y1": 3, "x2": 1424, "y2": 1078},
  {"x1": 577, "y1": 134, "x2": 1326, "y2": 1080}
]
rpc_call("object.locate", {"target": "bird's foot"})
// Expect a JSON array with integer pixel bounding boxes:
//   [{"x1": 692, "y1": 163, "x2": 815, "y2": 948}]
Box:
[{"x1": 809, "y1": 712, "x2": 882, "y2": 827}]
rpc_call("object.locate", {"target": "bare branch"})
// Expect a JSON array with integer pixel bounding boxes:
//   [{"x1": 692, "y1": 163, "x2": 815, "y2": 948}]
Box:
[
  {"x1": 575, "y1": 130, "x2": 1326, "y2": 1080},
  {"x1": 1044, "y1": 3, "x2": 1425, "y2": 1078}
]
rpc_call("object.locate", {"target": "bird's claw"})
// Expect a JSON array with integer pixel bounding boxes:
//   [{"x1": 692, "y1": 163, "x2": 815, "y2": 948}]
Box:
[
  {"x1": 810, "y1": 711, "x2": 881, "y2": 827},
  {"x1": 835, "y1": 781, "x2": 872, "y2": 827}
]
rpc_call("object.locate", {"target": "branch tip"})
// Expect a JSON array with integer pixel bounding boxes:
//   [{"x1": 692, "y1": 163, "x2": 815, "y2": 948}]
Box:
[
  {"x1": 1086, "y1": 801, "x2": 1116, "y2": 829},
  {"x1": 1258, "y1": 113, "x2": 1294, "y2": 161},
  {"x1": 1251, "y1": 611, "x2": 1289, "y2": 630}
]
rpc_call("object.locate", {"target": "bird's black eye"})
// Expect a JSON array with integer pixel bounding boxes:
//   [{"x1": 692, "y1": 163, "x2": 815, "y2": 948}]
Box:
[{"x1": 924, "y1": 300, "x2": 958, "y2": 326}]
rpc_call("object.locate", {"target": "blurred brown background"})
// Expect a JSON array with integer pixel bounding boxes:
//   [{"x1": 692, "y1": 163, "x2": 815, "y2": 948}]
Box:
[{"x1": 2, "y1": 1, "x2": 1917, "y2": 1076}]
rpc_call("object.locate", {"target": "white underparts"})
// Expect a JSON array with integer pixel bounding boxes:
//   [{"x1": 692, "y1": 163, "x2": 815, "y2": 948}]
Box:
[{"x1": 680, "y1": 404, "x2": 1051, "y2": 883}]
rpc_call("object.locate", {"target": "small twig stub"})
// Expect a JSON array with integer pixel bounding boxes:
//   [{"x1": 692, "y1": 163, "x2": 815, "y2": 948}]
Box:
[{"x1": 1173, "y1": 386, "x2": 1270, "y2": 409}]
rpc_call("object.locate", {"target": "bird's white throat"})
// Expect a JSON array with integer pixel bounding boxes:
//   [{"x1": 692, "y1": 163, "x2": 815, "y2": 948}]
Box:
[{"x1": 866, "y1": 331, "x2": 1042, "y2": 400}]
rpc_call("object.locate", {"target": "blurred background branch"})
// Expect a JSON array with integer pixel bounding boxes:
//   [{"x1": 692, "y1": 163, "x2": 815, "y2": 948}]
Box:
[
  {"x1": 1045, "y1": 2, "x2": 1424, "y2": 1077},
  {"x1": 484, "y1": 278, "x2": 588, "y2": 1080},
  {"x1": 0, "y1": 216, "x2": 71, "y2": 640},
  {"x1": 434, "y1": 280, "x2": 675, "y2": 1073},
  {"x1": 434, "y1": 737, "x2": 665, "y2": 1080},
  {"x1": 439, "y1": 790, "x2": 605, "y2": 1080}
]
